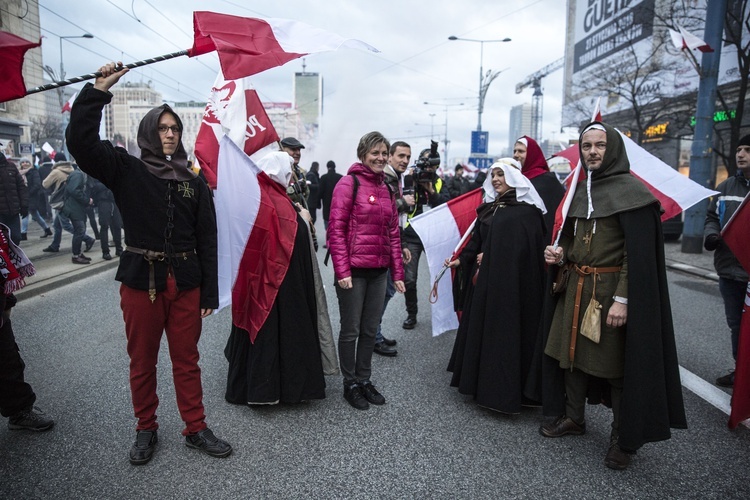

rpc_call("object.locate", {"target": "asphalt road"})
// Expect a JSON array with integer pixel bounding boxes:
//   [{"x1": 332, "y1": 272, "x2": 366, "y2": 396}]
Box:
[{"x1": 1, "y1": 254, "x2": 748, "y2": 499}]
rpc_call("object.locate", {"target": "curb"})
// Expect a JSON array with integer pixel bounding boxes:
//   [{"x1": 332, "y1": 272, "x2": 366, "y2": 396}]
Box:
[
  {"x1": 15, "y1": 259, "x2": 120, "y2": 301},
  {"x1": 666, "y1": 262, "x2": 719, "y2": 282}
]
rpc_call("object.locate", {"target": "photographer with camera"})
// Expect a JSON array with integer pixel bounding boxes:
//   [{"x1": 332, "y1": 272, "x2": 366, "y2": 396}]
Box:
[{"x1": 401, "y1": 141, "x2": 449, "y2": 330}]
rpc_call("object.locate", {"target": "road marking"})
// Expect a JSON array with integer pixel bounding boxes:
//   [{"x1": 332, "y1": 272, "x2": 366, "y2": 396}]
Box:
[{"x1": 680, "y1": 365, "x2": 750, "y2": 428}]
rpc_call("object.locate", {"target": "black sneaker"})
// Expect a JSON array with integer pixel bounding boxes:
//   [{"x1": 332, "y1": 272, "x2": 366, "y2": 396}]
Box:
[
  {"x1": 343, "y1": 382, "x2": 369, "y2": 410},
  {"x1": 129, "y1": 429, "x2": 158, "y2": 465},
  {"x1": 42, "y1": 246, "x2": 59, "y2": 253},
  {"x1": 8, "y1": 406, "x2": 54, "y2": 432},
  {"x1": 185, "y1": 428, "x2": 232, "y2": 458},
  {"x1": 360, "y1": 381, "x2": 386, "y2": 405},
  {"x1": 716, "y1": 370, "x2": 735, "y2": 388}
]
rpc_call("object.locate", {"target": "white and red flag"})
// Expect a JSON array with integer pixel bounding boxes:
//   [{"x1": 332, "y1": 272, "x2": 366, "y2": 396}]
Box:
[
  {"x1": 61, "y1": 91, "x2": 78, "y2": 113},
  {"x1": 550, "y1": 130, "x2": 718, "y2": 245},
  {"x1": 189, "y1": 12, "x2": 379, "y2": 80},
  {"x1": 409, "y1": 188, "x2": 484, "y2": 336},
  {"x1": 722, "y1": 193, "x2": 750, "y2": 274},
  {"x1": 729, "y1": 283, "x2": 750, "y2": 429},
  {"x1": 194, "y1": 72, "x2": 279, "y2": 189},
  {"x1": 214, "y1": 136, "x2": 297, "y2": 342},
  {"x1": 669, "y1": 25, "x2": 714, "y2": 53}
]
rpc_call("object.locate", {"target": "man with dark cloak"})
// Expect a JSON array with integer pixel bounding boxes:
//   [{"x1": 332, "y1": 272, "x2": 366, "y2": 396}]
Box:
[
  {"x1": 537, "y1": 122, "x2": 686, "y2": 471},
  {"x1": 67, "y1": 62, "x2": 231, "y2": 465}
]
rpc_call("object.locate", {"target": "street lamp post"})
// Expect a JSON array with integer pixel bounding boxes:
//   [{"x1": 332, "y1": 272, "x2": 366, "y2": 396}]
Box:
[
  {"x1": 424, "y1": 101, "x2": 464, "y2": 167},
  {"x1": 448, "y1": 36, "x2": 510, "y2": 132},
  {"x1": 58, "y1": 33, "x2": 94, "y2": 157}
]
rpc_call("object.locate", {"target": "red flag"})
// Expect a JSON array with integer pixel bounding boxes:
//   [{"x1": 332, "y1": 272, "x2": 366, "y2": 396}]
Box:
[
  {"x1": 195, "y1": 73, "x2": 279, "y2": 189},
  {"x1": 0, "y1": 31, "x2": 41, "y2": 103},
  {"x1": 214, "y1": 138, "x2": 297, "y2": 342},
  {"x1": 729, "y1": 283, "x2": 750, "y2": 428},
  {"x1": 189, "y1": 12, "x2": 378, "y2": 80},
  {"x1": 722, "y1": 194, "x2": 750, "y2": 274},
  {"x1": 409, "y1": 188, "x2": 484, "y2": 336}
]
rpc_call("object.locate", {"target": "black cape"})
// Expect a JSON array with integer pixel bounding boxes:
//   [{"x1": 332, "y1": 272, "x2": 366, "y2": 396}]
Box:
[
  {"x1": 448, "y1": 201, "x2": 547, "y2": 414},
  {"x1": 527, "y1": 203, "x2": 687, "y2": 451},
  {"x1": 225, "y1": 213, "x2": 326, "y2": 404}
]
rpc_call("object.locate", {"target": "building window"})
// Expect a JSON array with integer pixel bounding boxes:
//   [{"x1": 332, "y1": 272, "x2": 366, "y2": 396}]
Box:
[{"x1": 0, "y1": 102, "x2": 6, "y2": 112}]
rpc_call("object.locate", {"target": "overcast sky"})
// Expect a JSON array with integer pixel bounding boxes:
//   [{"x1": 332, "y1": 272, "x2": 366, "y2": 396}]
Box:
[{"x1": 38, "y1": 0, "x2": 575, "y2": 169}]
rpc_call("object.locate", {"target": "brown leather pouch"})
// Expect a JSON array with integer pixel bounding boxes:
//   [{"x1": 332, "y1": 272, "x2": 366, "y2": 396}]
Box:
[{"x1": 551, "y1": 265, "x2": 571, "y2": 295}]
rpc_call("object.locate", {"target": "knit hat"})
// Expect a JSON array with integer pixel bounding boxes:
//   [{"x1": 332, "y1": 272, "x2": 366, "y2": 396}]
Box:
[
  {"x1": 55, "y1": 152, "x2": 68, "y2": 162},
  {"x1": 739, "y1": 134, "x2": 750, "y2": 148}
]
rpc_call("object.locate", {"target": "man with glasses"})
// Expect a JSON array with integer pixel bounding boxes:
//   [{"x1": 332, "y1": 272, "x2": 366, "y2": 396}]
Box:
[{"x1": 67, "y1": 62, "x2": 231, "y2": 465}]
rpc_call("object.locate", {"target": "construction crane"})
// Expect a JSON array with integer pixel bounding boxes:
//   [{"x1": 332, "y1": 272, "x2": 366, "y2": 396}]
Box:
[{"x1": 515, "y1": 57, "x2": 565, "y2": 140}]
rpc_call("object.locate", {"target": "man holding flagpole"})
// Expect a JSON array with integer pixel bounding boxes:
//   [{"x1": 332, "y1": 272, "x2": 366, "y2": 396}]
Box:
[
  {"x1": 704, "y1": 134, "x2": 750, "y2": 388},
  {"x1": 539, "y1": 122, "x2": 686, "y2": 471},
  {"x1": 66, "y1": 62, "x2": 232, "y2": 466}
]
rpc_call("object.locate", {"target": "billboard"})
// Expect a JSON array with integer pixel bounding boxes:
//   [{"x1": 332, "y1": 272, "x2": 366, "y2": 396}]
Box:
[{"x1": 563, "y1": 0, "x2": 744, "y2": 124}]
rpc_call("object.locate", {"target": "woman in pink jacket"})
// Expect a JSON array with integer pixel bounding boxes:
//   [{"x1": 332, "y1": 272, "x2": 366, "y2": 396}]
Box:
[{"x1": 328, "y1": 131, "x2": 405, "y2": 410}]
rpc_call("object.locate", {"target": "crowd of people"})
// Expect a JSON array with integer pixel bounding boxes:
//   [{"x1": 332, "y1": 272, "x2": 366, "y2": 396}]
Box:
[{"x1": 2, "y1": 61, "x2": 747, "y2": 473}]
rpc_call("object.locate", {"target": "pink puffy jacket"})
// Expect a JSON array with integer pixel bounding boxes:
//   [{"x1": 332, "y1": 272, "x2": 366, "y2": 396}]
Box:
[{"x1": 328, "y1": 162, "x2": 404, "y2": 281}]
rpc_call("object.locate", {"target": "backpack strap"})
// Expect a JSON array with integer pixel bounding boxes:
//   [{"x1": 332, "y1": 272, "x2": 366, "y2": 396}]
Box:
[{"x1": 324, "y1": 173, "x2": 359, "y2": 267}]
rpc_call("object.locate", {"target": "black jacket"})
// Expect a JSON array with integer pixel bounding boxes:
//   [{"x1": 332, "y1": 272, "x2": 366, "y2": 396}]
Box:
[
  {"x1": 67, "y1": 84, "x2": 218, "y2": 309},
  {"x1": 25, "y1": 167, "x2": 45, "y2": 212},
  {"x1": 318, "y1": 171, "x2": 343, "y2": 220},
  {"x1": 0, "y1": 156, "x2": 28, "y2": 216}
]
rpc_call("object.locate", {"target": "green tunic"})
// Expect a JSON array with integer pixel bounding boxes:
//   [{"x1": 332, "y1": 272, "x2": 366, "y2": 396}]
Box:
[{"x1": 544, "y1": 215, "x2": 629, "y2": 378}]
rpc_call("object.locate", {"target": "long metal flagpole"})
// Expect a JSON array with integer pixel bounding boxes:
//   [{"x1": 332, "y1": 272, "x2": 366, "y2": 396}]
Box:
[{"x1": 25, "y1": 49, "x2": 190, "y2": 97}]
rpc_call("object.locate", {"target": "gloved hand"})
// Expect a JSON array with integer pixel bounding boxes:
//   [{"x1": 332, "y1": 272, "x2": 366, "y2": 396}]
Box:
[{"x1": 704, "y1": 233, "x2": 721, "y2": 251}]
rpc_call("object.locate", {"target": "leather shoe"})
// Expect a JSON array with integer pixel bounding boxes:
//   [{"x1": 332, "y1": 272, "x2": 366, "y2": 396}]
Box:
[
  {"x1": 185, "y1": 428, "x2": 232, "y2": 458},
  {"x1": 360, "y1": 381, "x2": 385, "y2": 405},
  {"x1": 716, "y1": 370, "x2": 735, "y2": 388},
  {"x1": 382, "y1": 336, "x2": 397, "y2": 346},
  {"x1": 72, "y1": 255, "x2": 91, "y2": 265},
  {"x1": 343, "y1": 382, "x2": 369, "y2": 410},
  {"x1": 539, "y1": 415, "x2": 586, "y2": 438},
  {"x1": 374, "y1": 342, "x2": 397, "y2": 357},
  {"x1": 129, "y1": 430, "x2": 157, "y2": 465},
  {"x1": 402, "y1": 316, "x2": 417, "y2": 329},
  {"x1": 43, "y1": 246, "x2": 59, "y2": 253},
  {"x1": 604, "y1": 432, "x2": 633, "y2": 470},
  {"x1": 102, "y1": 253, "x2": 112, "y2": 261}
]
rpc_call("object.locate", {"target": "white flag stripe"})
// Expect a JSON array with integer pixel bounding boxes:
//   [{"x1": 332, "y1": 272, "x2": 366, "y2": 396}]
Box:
[
  {"x1": 410, "y1": 203, "x2": 462, "y2": 336},
  {"x1": 215, "y1": 136, "x2": 262, "y2": 311},
  {"x1": 266, "y1": 17, "x2": 379, "y2": 54}
]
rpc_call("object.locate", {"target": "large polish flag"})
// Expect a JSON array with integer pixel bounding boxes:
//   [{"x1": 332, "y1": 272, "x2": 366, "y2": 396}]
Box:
[
  {"x1": 189, "y1": 12, "x2": 379, "y2": 80},
  {"x1": 214, "y1": 136, "x2": 298, "y2": 342},
  {"x1": 410, "y1": 188, "x2": 484, "y2": 336},
  {"x1": 61, "y1": 92, "x2": 78, "y2": 113},
  {"x1": 0, "y1": 30, "x2": 40, "y2": 103},
  {"x1": 729, "y1": 283, "x2": 750, "y2": 429},
  {"x1": 194, "y1": 72, "x2": 279, "y2": 189},
  {"x1": 551, "y1": 130, "x2": 718, "y2": 245}
]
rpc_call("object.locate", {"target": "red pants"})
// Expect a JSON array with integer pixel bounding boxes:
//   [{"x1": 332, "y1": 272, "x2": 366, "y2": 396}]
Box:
[{"x1": 120, "y1": 274, "x2": 207, "y2": 436}]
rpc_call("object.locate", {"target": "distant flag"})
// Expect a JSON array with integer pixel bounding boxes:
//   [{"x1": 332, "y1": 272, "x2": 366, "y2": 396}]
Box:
[
  {"x1": 669, "y1": 24, "x2": 714, "y2": 53},
  {"x1": 194, "y1": 72, "x2": 279, "y2": 189},
  {"x1": 0, "y1": 31, "x2": 41, "y2": 103},
  {"x1": 214, "y1": 137, "x2": 298, "y2": 342},
  {"x1": 41, "y1": 142, "x2": 55, "y2": 156},
  {"x1": 61, "y1": 91, "x2": 78, "y2": 113},
  {"x1": 189, "y1": 11, "x2": 379, "y2": 80},
  {"x1": 409, "y1": 188, "x2": 484, "y2": 336},
  {"x1": 591, "y1": 97, "x2": 602, "y2": 122}
]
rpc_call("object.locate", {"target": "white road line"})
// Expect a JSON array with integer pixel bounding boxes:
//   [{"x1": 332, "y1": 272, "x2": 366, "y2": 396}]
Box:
[{"x1": 680, "y1": 365, "x2": 750, "y2": 428}]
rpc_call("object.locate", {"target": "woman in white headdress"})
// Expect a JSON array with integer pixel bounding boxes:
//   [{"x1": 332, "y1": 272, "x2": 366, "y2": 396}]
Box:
[
  {"x1": 446, "y1": 158, "x2": 548, "y2": 414},
  {"x1": 224, "y1": 151, "x2": 328, "y2": 405}
]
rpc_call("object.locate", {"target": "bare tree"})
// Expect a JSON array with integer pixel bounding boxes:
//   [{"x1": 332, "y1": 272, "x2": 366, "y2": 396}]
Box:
[{"x1": 29, "y1": 115, "x2": 63, "y2": 151}]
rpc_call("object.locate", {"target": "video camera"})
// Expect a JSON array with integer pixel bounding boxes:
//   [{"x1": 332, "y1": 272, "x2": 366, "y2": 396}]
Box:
[{"x1": 411, "y1": 140, "x2": 440, "y2": 184}]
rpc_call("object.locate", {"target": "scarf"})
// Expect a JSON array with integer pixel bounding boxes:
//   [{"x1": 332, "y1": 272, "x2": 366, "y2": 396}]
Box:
[{"x1": 0, "y1": 223, "x2": 35, "y2": 294}]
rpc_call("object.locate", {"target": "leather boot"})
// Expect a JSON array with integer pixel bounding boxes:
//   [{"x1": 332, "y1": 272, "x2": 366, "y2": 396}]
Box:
[
  {"x1": 40, "y1": 227, "x2": 53, "y2": 238},
  {"x1": 604, "y1": 431, "x2": 633, "y2": 470}
]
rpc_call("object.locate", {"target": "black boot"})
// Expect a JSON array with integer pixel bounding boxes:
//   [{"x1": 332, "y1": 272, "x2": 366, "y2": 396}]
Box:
[{"x1": 40, "y1": 227, "x2": 53, "y2": 238}]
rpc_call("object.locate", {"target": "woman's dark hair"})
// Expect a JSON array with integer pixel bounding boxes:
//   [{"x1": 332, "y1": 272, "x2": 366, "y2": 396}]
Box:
[{"x1": 356, "y1": 131, "x2": 390, "y2": 162}]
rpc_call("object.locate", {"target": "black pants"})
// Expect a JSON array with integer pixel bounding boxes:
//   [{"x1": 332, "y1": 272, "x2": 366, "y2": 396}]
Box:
[
  {"x1": 402, "y1": 237, "x2": 424, "y2": 317},
  {"x1": 0, "y1": 314, "x2": 36, "y2": 417},
  {"x1": 97, "y1": 201, "x2": 123, "y2": 254}
]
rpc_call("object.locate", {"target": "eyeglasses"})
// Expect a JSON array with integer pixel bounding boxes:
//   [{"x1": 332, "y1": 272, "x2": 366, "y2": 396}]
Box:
[{"x1": 158, "y1": 125, "x2": 182, "y2": 135}]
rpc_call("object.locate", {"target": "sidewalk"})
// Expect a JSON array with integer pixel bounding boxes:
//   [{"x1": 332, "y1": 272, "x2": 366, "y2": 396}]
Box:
[{"x1": 15, "y1": 216, "x2": 120, "y2": 300}]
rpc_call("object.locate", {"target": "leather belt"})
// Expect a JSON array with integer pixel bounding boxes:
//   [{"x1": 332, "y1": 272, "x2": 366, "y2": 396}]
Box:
[
  {"x1": 125, "y1": 246, "x2": 196, "y2": 303},
  {"x1": 568, "y1": 264, "x2": 622, "y2": 363}
]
